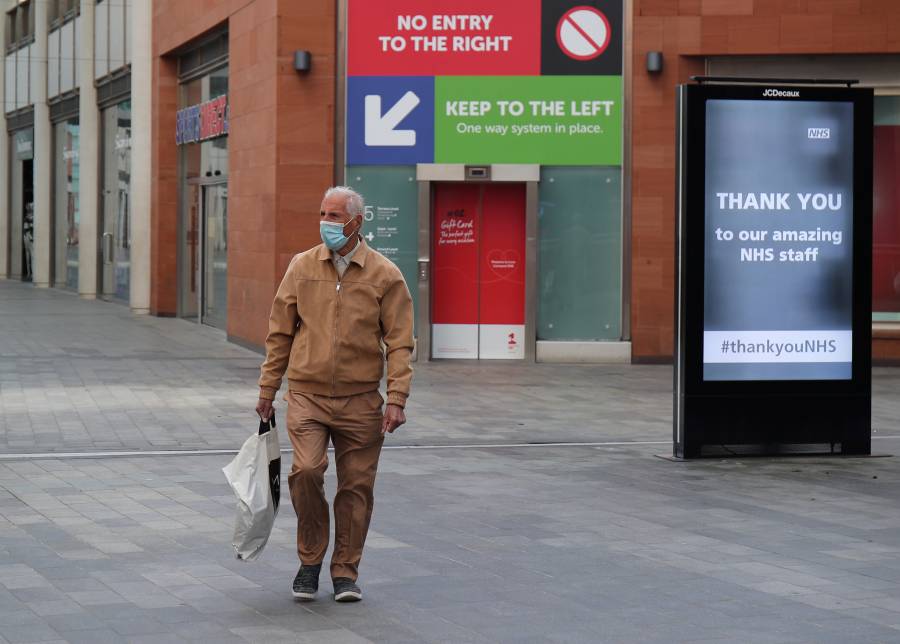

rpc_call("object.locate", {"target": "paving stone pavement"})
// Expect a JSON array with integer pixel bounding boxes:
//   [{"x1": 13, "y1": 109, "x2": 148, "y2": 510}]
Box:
[
  {"x1": 2, "y1": 281, "x2": 900, "y2": 643},
  {"x1": 1, "y1": 281, "x2": 898, "y2": 454},
  {"x1": 3, "y1": 444, "x2": 900, "y2": 643}
]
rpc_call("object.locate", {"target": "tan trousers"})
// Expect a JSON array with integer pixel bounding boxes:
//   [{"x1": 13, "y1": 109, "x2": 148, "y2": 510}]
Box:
[{"x1": 286, "y1": 389, "x2": 384, "y2": 581}]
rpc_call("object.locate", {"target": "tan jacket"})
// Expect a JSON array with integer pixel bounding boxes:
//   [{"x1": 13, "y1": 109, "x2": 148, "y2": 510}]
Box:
[{"x1": 258, "y1": 238, "x2": 414, "y2": 407}]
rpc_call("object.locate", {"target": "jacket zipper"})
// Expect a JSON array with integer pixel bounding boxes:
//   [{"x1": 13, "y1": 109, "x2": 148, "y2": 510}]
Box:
[{"x1": 332, "y1": 271, "x2": 342, "y2": 397}]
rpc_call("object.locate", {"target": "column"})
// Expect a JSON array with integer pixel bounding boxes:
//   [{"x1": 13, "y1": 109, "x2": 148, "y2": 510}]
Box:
[
  {"x1": 31, "y1": 0, "x2": 51, "y2": 287},
  {"x1": 0, "y1": 12, "x2": 8, "y2": 280},
  {"x1": 129, "y1": 0, "x2": 151, "y2": 314},
  {"x1": 78, "y1": 2, "x2": 98, "y2": 298}
]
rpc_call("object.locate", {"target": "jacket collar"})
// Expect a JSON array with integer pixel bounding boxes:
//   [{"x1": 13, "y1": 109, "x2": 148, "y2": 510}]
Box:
[{"x1": 316, "y1": 235, "x2": 369, "y2": 268}]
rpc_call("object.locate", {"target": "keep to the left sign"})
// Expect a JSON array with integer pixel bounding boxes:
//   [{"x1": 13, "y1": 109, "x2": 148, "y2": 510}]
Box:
[{"x1": 347, "y1": 76, "x2": 435, "y2": 164}]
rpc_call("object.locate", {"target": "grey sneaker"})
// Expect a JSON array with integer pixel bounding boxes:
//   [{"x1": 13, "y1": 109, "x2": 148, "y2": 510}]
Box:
[
  {"x1": 292, "y1": 564, "x2": 321, "y2": 600},
  {"x1": 333, "y1": 577, "x2": 362, "y2": 602}
]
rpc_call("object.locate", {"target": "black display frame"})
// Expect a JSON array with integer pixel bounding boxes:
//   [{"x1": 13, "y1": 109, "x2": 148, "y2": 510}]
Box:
[{"x1": 674, "y1": 82, "x2": 873, "y2": 459}]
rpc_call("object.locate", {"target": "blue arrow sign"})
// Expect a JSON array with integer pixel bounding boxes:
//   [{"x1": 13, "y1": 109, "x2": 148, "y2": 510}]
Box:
[{"x1": 347, "y1": 76, "x2": 434, "y2": 165}]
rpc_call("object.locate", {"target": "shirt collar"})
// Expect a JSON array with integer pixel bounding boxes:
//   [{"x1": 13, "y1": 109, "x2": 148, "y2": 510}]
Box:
[
  {"x1": 335, "y1": 237, "x2": 361, "y2": 264},
  {"x1": 317, "y1": 235, "x2": 369, "y2": 267}
]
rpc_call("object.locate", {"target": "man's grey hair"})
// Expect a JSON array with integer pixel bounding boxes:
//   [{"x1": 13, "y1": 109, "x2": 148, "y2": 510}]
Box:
[{"x1": 325, "y1": 186, "x2": 365, "y2": 218}]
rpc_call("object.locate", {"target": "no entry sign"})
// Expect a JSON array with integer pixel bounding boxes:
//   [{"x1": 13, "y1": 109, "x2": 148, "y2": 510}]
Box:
[
  {"x1": 347, "y1": 0, "x2": 541, "y2": 76},
  {"x1": 541, "y1": 0, "x2": 622, "y2": 75},
  {"x1": 348, "y1": 0, "x2": 622, "y2": 77},
  {"x1": 346, "y1": 0, "x2": 623, "y2": 165},
  {"x1": 556, "y1": 6, "x2": 611, "y2": 60}
]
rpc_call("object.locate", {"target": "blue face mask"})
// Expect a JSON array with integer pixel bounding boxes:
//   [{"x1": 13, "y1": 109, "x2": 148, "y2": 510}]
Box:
[{"x1": 320, "y1": 220, "x2": 354, "y2": 250}]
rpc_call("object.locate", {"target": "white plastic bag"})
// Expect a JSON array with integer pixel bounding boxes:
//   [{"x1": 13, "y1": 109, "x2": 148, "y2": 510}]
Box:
[{"x1": 223, "y1": 417, "x2": 281, "y2": 561}]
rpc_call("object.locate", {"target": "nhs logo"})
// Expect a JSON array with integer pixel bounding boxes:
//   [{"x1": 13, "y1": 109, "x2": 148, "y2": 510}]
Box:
[{"x1": 808, "y1": 128, "x2": 831, "y2": 139}]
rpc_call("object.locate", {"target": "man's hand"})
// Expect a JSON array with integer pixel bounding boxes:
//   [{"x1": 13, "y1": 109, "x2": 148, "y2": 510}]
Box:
[
  {"x1": 381, "y1": 403, "x2": 406, "y2": 434},
  {"x1": 256, "y1": 398, "x2": 274, "y2": 421}
]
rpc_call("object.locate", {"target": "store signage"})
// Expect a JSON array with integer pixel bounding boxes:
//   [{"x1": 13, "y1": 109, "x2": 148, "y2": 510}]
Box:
[
  {"x1": 346, "y1": 0, "x2": 622, "y2": 165},
  {"x1": 673, "y1": 83, "x2": 873, "y2": 458},
  {"x1": 176, "y1": 94, "x2": 229, "y2": 145}
]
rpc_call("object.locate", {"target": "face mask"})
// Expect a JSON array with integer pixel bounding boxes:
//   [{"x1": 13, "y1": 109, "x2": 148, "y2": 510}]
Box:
[{"x1": 320, "y1": 220, "x2": 354, "y2": 250}]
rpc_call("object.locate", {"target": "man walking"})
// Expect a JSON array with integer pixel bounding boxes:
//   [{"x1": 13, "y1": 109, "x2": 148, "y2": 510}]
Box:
[{"x1": 256, "y1": 186, "x2": 414, "y2": 602}]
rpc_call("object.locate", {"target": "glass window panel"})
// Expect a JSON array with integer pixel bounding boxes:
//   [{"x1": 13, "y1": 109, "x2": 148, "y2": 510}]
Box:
[
  {"x1": 28, "y1": 42, "x2": 38, "y2": 105},
  {"x1": 179, "y1": 75, "x2": 201, "y2": 318},
  {"x1": 64, "y1": 119, "x2": 79, "y2": 289},
  {"x1": 538, "y1": 166, "x2": 622, "y2": 341},
  {"x1": 203, "y1": 184, "x2": 228, "y2": 329},
  {"x1": 115, "y1": 100, "x2": 132, "y2": 300},
  {"x1": 47, "y1": 29, "x2": 59, "y2": 98},
  {"x1": 51, "y1": 120, "x2": 80, "y2": 289},
  {"x1": 201, "y1": 137, "x2": 228, "y2": 178},
  {"x1": 26, "y1": 1, "x2": 33, "y2": 39},
  {"x1": 52, "y1": 120, "x2": 80, "y2": 289},
  {"x1": 198, "y1": 67, "x2": 228, "y2": 177},
  {"x1": 15, "y1": 6, "x2": 25, "y2": 44},
  {"x1": 47, "y1": 0, "x2": 59, "y2": 26},
  {"x1": 101, "y1": 105, "x2": 116, "y2": 296},
  {"x1": 53, "y1": 121, "x2": 68, "y2": 286},
  {"x1": 94, "y1": 0, "x2": 107, "y2": 79},
  {"x1": 180, "y1": 73, "x2": 202, "y2": 108},
  {"x1": 178, "y1": 68, "x2": 229, "y2": 323},
  {"x1": 124, "y1": 0, "x2": 131, "y2": 64},
  {"x1": 16, "y1": 45, "x2": 27, "y2": 108},
  {"x1": 73, "y1": 15, "x2": 79, "y2": 86},
  {"x1": 59, "y1": 20, "x2": 73, "y2": 92},
  {"x1": 101, "y1": 100, "x2": 132, "y2": 300},
  {"x1": 207, "y1": 65, "x2": 228, "y2": 99},
  {"x1": 180, "y1": 181, "x2": 200, "y2": 318},
  {"x1": 873, "y1": 95, "x2": 900, "y2": 321},
  {"x1": 108, "y1": 0, "x2": 124, "y2": 71},
  {"x1": 6, "y1": 51, "x2": 16, "y2": 113}
]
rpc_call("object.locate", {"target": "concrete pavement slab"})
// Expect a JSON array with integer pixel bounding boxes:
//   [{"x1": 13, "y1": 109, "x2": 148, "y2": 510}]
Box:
[
  {"x1": 0, "y1": 446, "x2": 897, "y2": 642},
  {"x1": 3, "y1": 280, "x2": 898, "y2": 455},
  {"x1": 2, "y1": 281, "x2": 900, "y2": 642}
]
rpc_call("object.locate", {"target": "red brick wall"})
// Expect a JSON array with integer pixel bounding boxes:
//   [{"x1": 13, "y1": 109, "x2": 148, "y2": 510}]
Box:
[
  {"x1": 152, "y1": 0, "x2": 335, "y2": 347},
  {"x1": 632, "y1": 0, "x2": 900, "y2": 361},
  {"x1": 150, "y1": 54, "x2": 178, "y2": 315}
]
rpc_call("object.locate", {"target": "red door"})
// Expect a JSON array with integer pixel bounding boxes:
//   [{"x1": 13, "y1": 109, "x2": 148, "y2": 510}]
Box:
[
  {"x1": 431, "y1": 183, "x2": 526, "y2": 359},
  {"x1": 874, "y1": 125, "x2": 900, "y2": 313}
]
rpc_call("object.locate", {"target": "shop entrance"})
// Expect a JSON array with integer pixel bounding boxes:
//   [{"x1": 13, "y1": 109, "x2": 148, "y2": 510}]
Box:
[
  {"x1": 181, "y1": 181, "x2": 228, "y2": 329},
  {"x1": 100, "y1": 181, "x2": 130, "y2": 301},
  {"x1": 9, "y1": 130, "x2": 34, "y2": 282},
  {"x1": 100, "y1": 100, "x2": 132, "y2": 301},
  {"x1": 20, "y1": 159, "x2": 34, "y2": 282},
  {"x1": 431, "y1": 182, "x2": 526, "y2": 359}
]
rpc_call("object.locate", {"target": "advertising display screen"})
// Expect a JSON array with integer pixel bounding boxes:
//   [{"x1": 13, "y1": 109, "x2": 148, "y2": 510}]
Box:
[
  {"x1": 703, "y1": 99, "x2": 855, "y2": 381},
  {"x1": 674, "y1": 81, "x2": 873, "y2": 458}
]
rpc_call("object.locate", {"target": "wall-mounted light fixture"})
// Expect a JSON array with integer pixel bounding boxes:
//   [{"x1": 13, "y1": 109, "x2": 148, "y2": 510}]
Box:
[
  {"x1": 294, "y1": 50, "x2": 312, "y2": 73},
  {"x1": 646, "y1": 51, "x2": 664, "y2": 74}
]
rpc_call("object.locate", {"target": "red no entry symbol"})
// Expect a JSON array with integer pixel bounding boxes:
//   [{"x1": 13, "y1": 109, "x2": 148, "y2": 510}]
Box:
[{"x1": 556, "y1": 6, "x2": 611, "y2": 61}]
